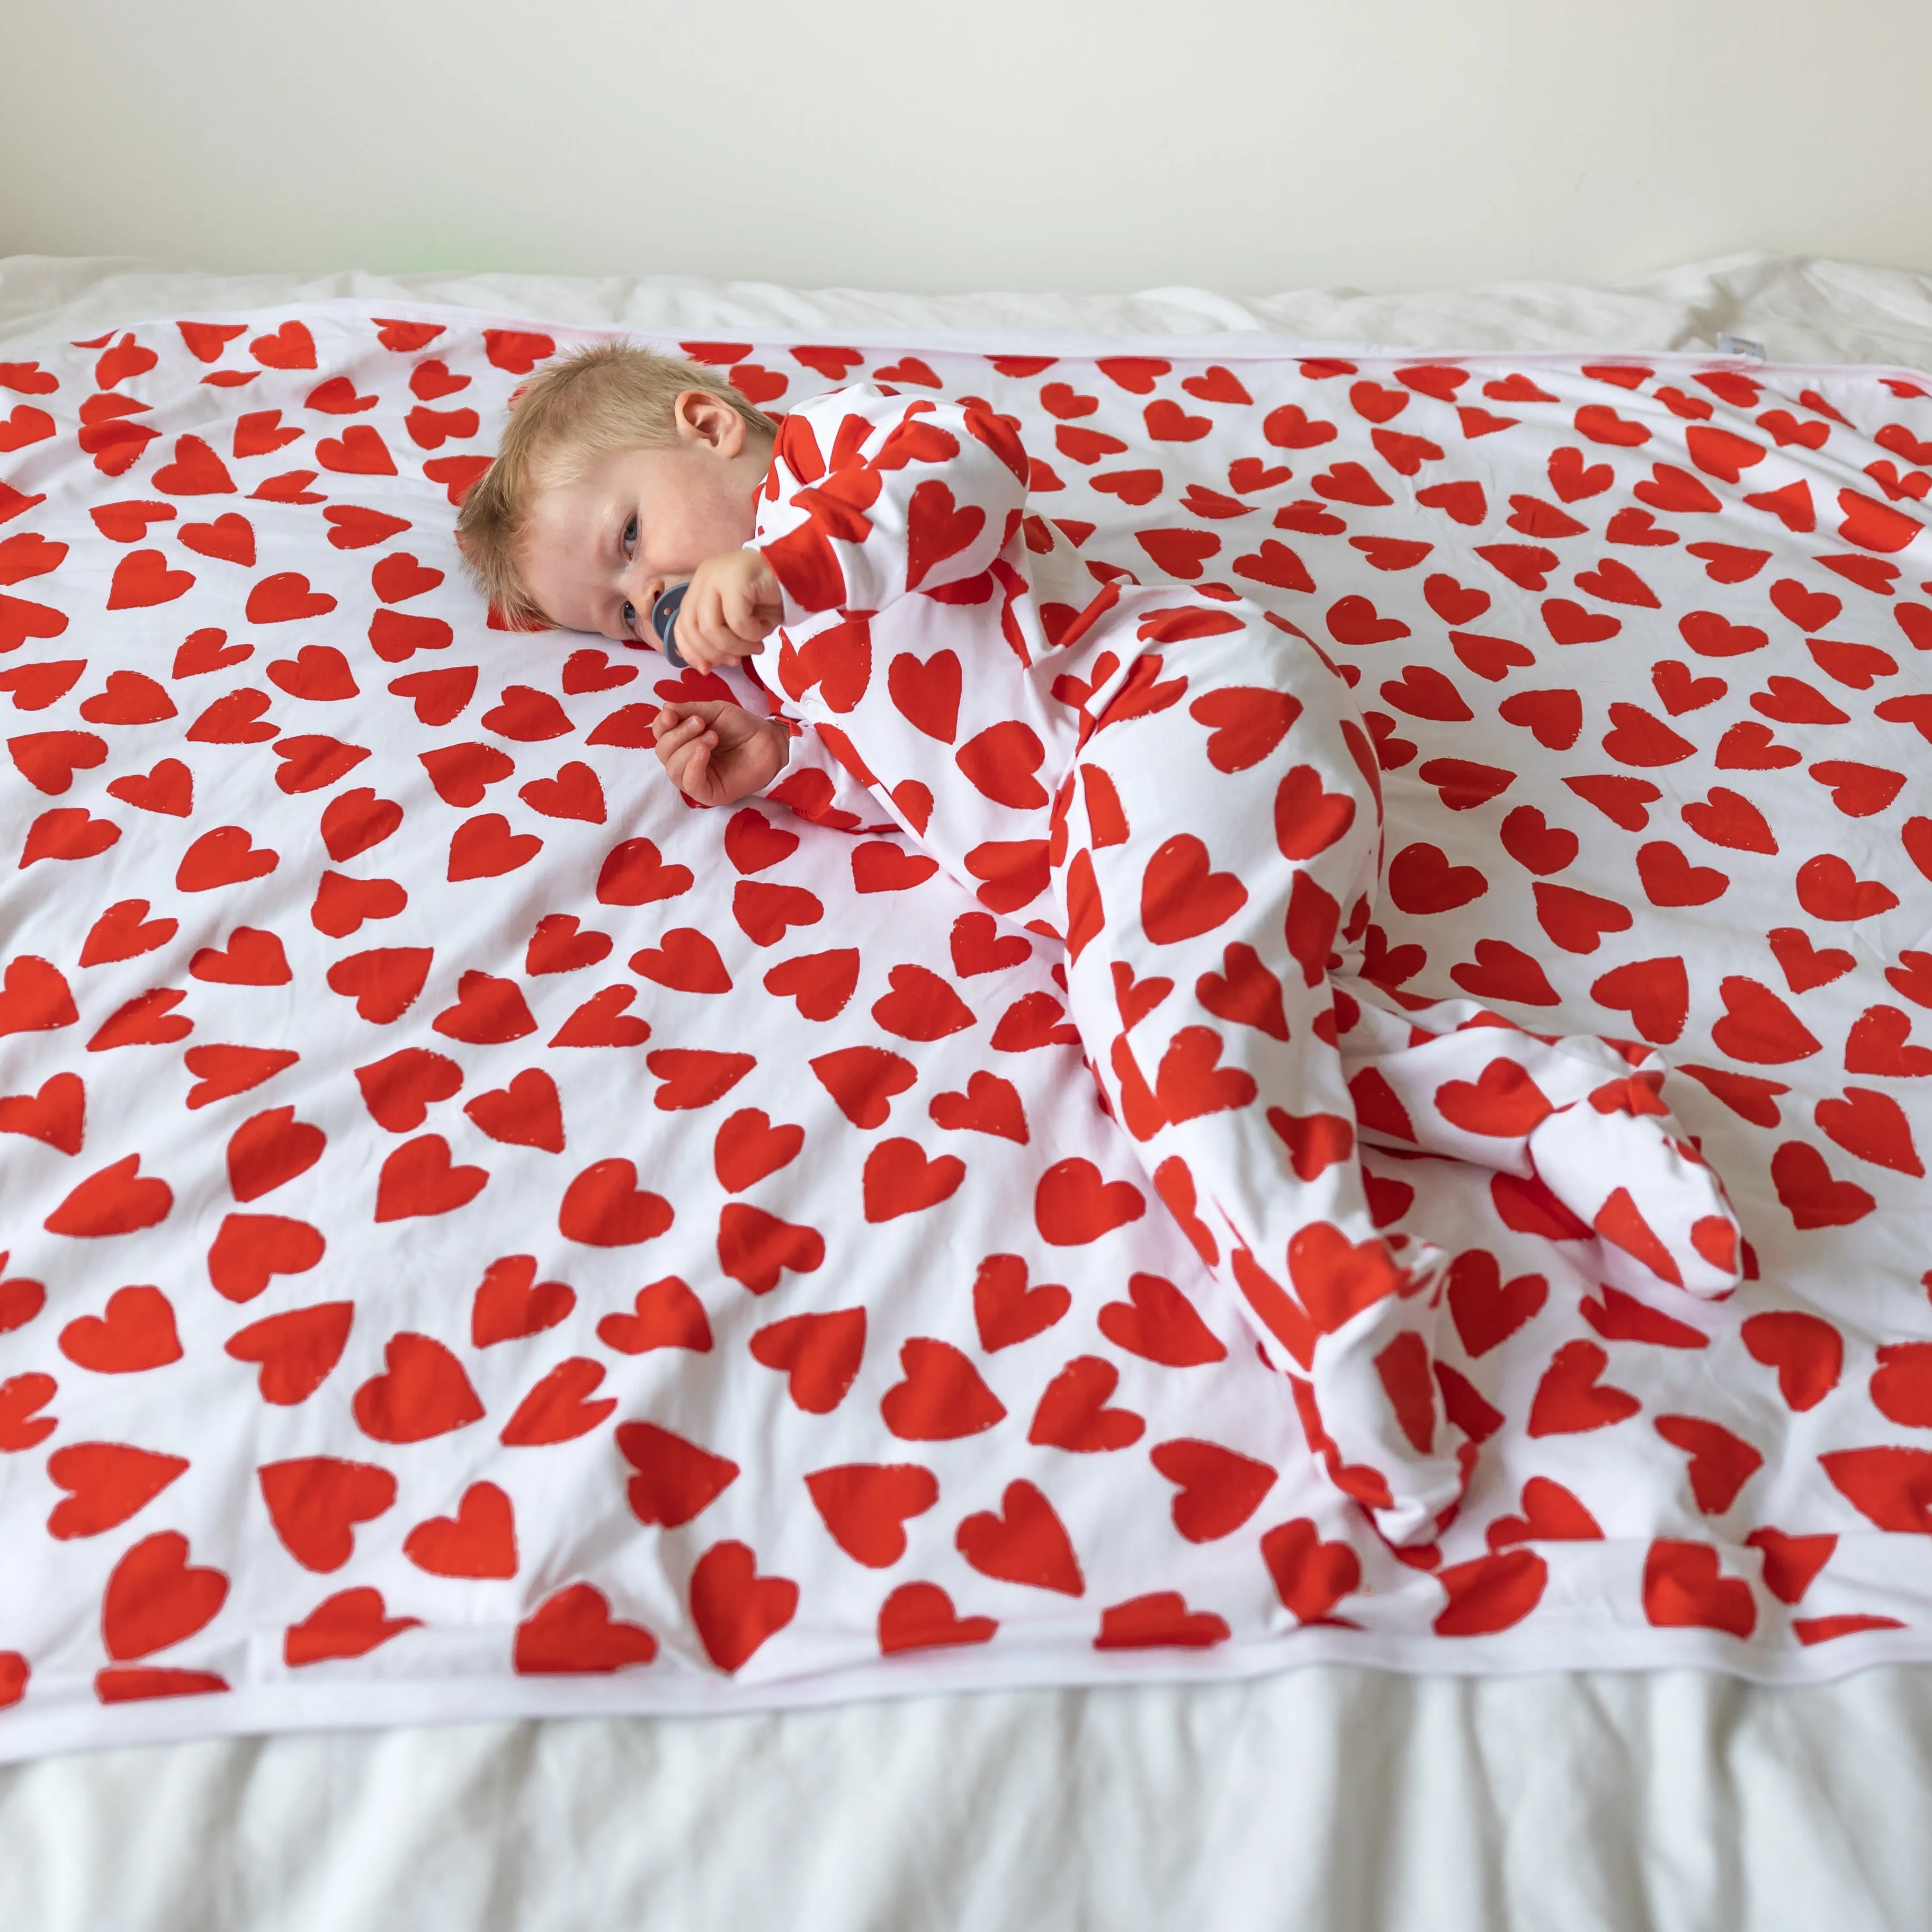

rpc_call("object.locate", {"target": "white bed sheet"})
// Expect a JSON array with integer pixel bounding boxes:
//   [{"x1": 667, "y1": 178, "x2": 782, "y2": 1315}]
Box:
[{"x1": 2, "y1": 248, "x2": 1930, "y2": 1932}]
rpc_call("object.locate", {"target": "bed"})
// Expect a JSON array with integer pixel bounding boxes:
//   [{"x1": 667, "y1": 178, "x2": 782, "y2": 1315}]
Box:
[{"x1": 2, "y1": 248, "x2": 1931, "y2": 1930}]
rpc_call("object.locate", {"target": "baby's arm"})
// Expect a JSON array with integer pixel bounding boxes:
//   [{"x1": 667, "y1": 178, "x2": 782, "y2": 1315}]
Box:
[
  {"x1": 756, "y1": 389, "x2": 1032, "y2": 626},
  {"x1": 650, "y1": 700, "x2": 788, "y2": 807}
]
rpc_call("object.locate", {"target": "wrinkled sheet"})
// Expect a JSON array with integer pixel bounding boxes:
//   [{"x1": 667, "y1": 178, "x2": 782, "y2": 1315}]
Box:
[{"x1": 3, "y1": 252, "x2": 1932, "y2": 1932}]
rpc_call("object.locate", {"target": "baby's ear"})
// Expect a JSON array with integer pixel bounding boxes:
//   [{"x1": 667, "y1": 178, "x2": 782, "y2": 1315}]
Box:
[{"x1": 452, "y1": 527, "x2": 475, "y2": 562}]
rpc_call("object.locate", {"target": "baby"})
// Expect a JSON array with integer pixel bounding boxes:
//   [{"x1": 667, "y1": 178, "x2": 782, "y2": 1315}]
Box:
[{"x1": 458, "y1": 344, "x2": 1744, "y2": 1546}]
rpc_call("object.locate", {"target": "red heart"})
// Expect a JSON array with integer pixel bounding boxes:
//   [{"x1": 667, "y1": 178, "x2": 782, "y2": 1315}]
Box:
[
  {"x1": 0, "y1": 1071, "x2": 85, "y2": 1153},
  {"x1": 500, "y1": 1356, "x2": 616, "y2": 1444},
  {"x1": 1527, "y1": 1340, "x2": 1641, "y2": 1436},
  {"x1": 955, "y1": 1481, "x2": 1084, "y2": 1596},
  {"x1": 185, "y1": 687, "x2": 276, "y2": 744},
  {"x1": 1814, "y1": 1086, "x2": 1922, "y2": 1175},
  {"x1": 353, "y1": 1332, "x2": 484, "y2": 1442},
  {"x1": 1192, "y1": 942, "x2": 1289, "y2": 1043},
  {"x1": 317, "y1": 788, "x2": 401, "y2": 864},
  {"x1": 1497, "y1": 805, "x2": 1577, "y2": 876},
  {"x1": 1809, "y1": 760, "x2": 1903, "y2": 819},
  {"x1": 315, "y1": 424, "x2": 397, "y2": 474},
  {"x1": 1486, "y1": 1475, "x2": 1603, "y2": 1550},
  {"x1": 1434, "y1": 1058, "x2": 1553, "y2": 1137},
  {"x1": 513, "y1": 1584, "x2": 656, "y2": 1675},
  {"x1": 20, "y1": 800, "x2": 120, "y2": 862},
  {"x1": 763, "y1": 947, "x2": 861, "y2": 1019},
  {"x1": 448, "y1": 812, "x2": 542, "y2": 881},
  {"x1": 176, "y1": 824, "x2": 279, "y2": 891},
  {"x1": 1387, "y1": 842, "x2": 1488, "y2": 914},
  {"x1": 385, "y1": 665, "x2": 475, "y2": 726},
  {"x1": 10, "y1": 728, "x2": 105, "y2": 795},
  {"x1": 559, "y1": 647, "x2": 637, "y2": 694},
  {"x1": 205, "y1": 1211, "x2": 324, "y2": 1301},
  {"x1": 469, "y1": 1254, "x2": 574, "y2": 1345},
  {"x1": 516, "y1": 761, "x2": 605, "y2": 824},
  {"x1": 734, "y1": 880, "x2": 826, "y2": 945},
  {"x1": 1845, "y1": 1004, "x2": 1932, "y2": 1076},
  {"x1": 803, "y1": 1465, "x2": 940, "y2": 1569},
  {"x1": 558, "y1": 1158, "x2": 672, "y2": 1246},
  {"x1": 266, "y1": 643, "x2": 357, "y2": 703},
  {"x1": 1636, "y1": 842, "x2": 1728, "y2": 907},
  {"x1": 103, "y1": 1532, "x2": 229, "y2": 1658},
  {"x1": 1139, "y1": 833, "x2": 1248, "y2": 945},
  {"x1": 1445, "y1": 1249, "x2": 1548, "y2": 1356},
  {"x1": 88, "y1": 500, "x2": 174, "y2": 542},
  {"x1": 176, "y1": 513, "x2": 255, "y2": 567},
  {"x1": 969, "y1": 1254, "x2": 1068, "y2": 1350},
  {"x1": 326, "y1": 947, "x2": 433, "y2": 1025},
  {"x1": 226, "y1": 1106, "x2": 325, "y2": 1203},
  {"x1": 1095, "y1": 1592, "x2": 1231, "y2": 1650},
  {"x1": 862, "y1": 1138, "x2": 966, "y2": 1223},
  {"x1": 713, "y1": 1108, "x2": 804, "y2": 1191},
  {"x1": 1498, "y1": 687, "x2": 1582, "y2": 749},
  {"x1": 716, "y1": 1203, "x2": 825, "y2": 1292},
  {"x1": 876, "y1": 1582, "x2": 998, "y2": 1653},
  {"x1": 1743, "y1": 1527, "x2": 1836, "y2": 1605},
  {"x1": 1027, "y1": 1356, "x2": 1145, "y2": 1452},
  {"x1": 463, "y1": 1069, "x2": 565, "y2": 1153},
  {"x1": 524, "y1": 913, "x2": 612, "y2": 977},
  {"x1": 0, "y1": 1373, "x2": 57, "y2": 1451},
  {"x1": 1795, "y1": 854, "x2": 1898, "y2": 923},
  {"x1": 224, "y1": 1302, "x2": 354, "y2": 1405},
  {"x1": 1149, "y1": 1439, "x2": 1276, "y2": 1541},
  {"x1": 431, "y1": 971, "x2": 536, "y2": 1046},
  {"x1": 1870, "y1": 1343, "x2": 1932, "y2": 1426},
  {"x1": 58, "y1": 1284, "x2": 180, "y2": 1373},
  {"x1": 1089, "y1": 468, "x2": 1162, "y2": 506},
  {"x1": 79, "y1": 901, "x2": 174, "y2": 968},
  {"x1": 988, "y1": 990, "x2": 1079, "y2": 1052},
  {"x1": 0, "y1": 953, "x2": 77, "y2": 1033},
  {"x1": 929, "y1": 1069, "x2": 1030, "y2": 1143},
  {"x1": 245, "y1": 571, "x2": 337, "y2": 624},
  {"x1": 1086, "y1": 1273, "x2": 1222, "y2": 1369},
  {"x1": 257, "y1": 1457, "x2": 397, "y2": 1571},
  {"x1": 885, "y1": 648, "x2": 963, "y2": 741},
  {"x1": 616, "y1": 1421, "x2": 738, "y2": 1526},
  {"x1": 1712, "y1": 977, "x2": 1821, "y2": 1063},
  {"x1": 1603, "y1": 703, "x2": 1696, "y2": 767},
  {"x1": 104, "y1": 544, "x2": 198, "y2": 614},
  {"x1": 881, "y1": 1337, "x2": 1006, "y2": 1440},
  {"x1": 597, "y1": 1276, "x2": 714, "y2": 1355},
  {"x1": 421, "y1": 741, "x2": 516, "y2": 808},
  {"x1": 648, "y1": 1048, "x2": 757, "y2": 1112},
  {"x1": 86, "y1": 987, "x2": 191, "y2": 1052},
  {"x1": 45, "y1": 1442, "x2": 187, "y2": 1539},
  {"x1": 43, "y1": 1153, "x2": 172, "y2": 1238},
  {"x1": 1432, "y1": 1550, "x2": 1550, "y2": 1636},
  {"x1": 374, "y1": 1135, "x2": 489, "y2": 1222},
  {"x1": 283, "y1": 1588, "x2": 420, "y2": 1667},
  {"x1": 1642, "y1": 1539, "x2": 1756, "y2": 1636},
  {"x1": 1034, "y1": 1157, "x2": 1144, "y2": 1246},
  {"x1": 1589, "y1": 955, "x2": 1689, "y2": 1043},
  {"x1": 689, "y1": 1540, "x2": 799, "y2": 1671},
  {"x1": 1153, "y1": 1026, "x2": 1257, "y2": 1125},
  {"x1": 1286, "y1": 1223, "x2": 1405, "y2": 1335},
  {"x1": 105, "y1": 758, "x2": 192, "y2": 818},
  {"x1": 1260, "y1": 1518, "x2": 1362, "y2": 1622},
  {"x1": 750, "y1": 1309, "x2": 867, "y2": 1414},
  {"x1": 1654, "y1": 1415, "x2": 1763, "y2": 1512},
  {"x1": 1819, "y1": 1447, "x2": 1932, "y2": 1534}
]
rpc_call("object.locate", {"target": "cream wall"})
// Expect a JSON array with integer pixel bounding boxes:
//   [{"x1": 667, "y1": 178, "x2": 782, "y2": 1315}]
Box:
[{"x1": 3, "y1": 0, "x2": 1927, "y2": 296}]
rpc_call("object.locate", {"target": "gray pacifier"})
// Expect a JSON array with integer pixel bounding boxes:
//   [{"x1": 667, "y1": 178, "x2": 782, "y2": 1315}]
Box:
[{"x1": 647, "y1": 582, "x2": 690, "y2": 669}]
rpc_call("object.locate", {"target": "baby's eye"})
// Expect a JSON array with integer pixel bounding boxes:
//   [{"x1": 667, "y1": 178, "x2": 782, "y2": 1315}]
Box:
[
  {"x1": 622, "y1": 600, "x2": 637, "y2": 633},
  {"x1": 622, "y1": 514, "x2": 638, "y2": 556}
]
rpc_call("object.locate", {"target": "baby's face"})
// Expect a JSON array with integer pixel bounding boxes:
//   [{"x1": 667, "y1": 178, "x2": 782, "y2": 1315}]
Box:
[{"x1": 518, "y1": 395, "x2": 771, "y2": 646}]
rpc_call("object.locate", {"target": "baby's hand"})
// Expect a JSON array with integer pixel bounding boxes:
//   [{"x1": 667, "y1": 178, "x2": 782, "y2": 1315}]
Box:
[
  {"x1": 651, "y1": 699, "x2": 790, "y2": 807},
  {"x1": 668, "y1": 550, "x2": 784, "y2": 673}
]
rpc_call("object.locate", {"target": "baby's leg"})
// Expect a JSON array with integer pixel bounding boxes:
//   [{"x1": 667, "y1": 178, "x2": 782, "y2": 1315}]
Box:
[
  {"x1": 1049, "y1": 610, "x2": 1468, "y2": 1547},
  {"x1": 1331, "y1": 986, "x2": 1743, "y2": 1299}
]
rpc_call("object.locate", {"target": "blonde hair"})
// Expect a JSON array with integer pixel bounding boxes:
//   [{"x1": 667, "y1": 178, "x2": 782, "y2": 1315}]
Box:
[{"x1": 455, "y1": 341, "x2": 780, "y2": 629}]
